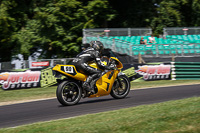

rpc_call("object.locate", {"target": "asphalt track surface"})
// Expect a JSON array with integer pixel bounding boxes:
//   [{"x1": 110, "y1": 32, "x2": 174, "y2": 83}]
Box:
[{"x1": 0, "y1": 84, "x2": 200, "y2": 128}]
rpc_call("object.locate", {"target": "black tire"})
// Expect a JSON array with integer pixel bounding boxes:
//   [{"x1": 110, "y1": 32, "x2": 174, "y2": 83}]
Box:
[
  {"x1": 56, "y1": 80, "x2": 82, "y2": 106},
  {"x1": 110, "y1": 75, "x2": 130, "y2": 99}
]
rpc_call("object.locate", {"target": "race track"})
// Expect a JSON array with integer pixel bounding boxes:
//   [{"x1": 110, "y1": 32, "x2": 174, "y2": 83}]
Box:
[{"x1": 0, "y1": 84, "x2": 200, "y2": 128}]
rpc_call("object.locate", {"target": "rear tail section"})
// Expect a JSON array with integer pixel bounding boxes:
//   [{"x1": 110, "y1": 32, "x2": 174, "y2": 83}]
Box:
[{"x1": 52, "y1": 65, "x2": 87, "y2": 81}]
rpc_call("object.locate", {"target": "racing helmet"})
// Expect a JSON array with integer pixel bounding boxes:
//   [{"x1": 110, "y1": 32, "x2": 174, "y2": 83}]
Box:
[
  {"x1": 81, "y1": 43, "x2": 91, "y2": 50},
  {"x1": 90, "y1": 41, "x2": 104, "y2": 54}
]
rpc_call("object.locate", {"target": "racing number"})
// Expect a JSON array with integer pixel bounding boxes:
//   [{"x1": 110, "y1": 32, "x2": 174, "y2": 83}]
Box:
[{"x1": 64, "y1": 66, "x2": 73, "y2": 73}]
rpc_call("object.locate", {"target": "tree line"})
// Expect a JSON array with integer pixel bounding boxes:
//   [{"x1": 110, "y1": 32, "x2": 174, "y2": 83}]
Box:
[{"x1": 1, "y1": 0, "x2": 200, "y2": 62}]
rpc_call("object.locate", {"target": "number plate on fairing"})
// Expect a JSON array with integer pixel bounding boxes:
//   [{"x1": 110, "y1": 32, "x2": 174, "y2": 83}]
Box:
[
  {"x1": 61, "y1": 66, "x2": 77, "y2": 75},
  {"x1": 64, "y1": 66, "x2": 73, "y2": 73}
]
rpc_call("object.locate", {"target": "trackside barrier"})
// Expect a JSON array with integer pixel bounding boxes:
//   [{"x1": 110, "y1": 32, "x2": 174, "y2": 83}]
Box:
[{"x1": 171, "y1": 62, "x2": 200, "y2": 80}]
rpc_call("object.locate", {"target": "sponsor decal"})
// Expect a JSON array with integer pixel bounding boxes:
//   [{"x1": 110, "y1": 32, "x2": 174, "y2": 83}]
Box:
[
  {"x1": 122, "y1": 66, "x2": 136, "y2": 81},
  {"x1": 0, "y1": 71, "x2": 41, "y2": 90},
  {"x1": 135, "y1": 64, "x2": 171, "y2": 80},
  {"x1": 40, "y1": 67, "x2": 58, "y2": 87},
  {"x1": 31, "y1": 61, "x2": 49, "y2": 67}
]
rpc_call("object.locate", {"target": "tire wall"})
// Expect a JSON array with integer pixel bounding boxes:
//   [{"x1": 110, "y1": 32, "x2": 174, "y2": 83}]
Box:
[
  {"x1": 171, "y1": 62, "x2": 200, "y2": 80},
  {"x1": 122, "y1": 63, "x2": 171, "y2": 82},
  {"x1": 1, "y1": 61, "x2": 200, "y2": 90}
]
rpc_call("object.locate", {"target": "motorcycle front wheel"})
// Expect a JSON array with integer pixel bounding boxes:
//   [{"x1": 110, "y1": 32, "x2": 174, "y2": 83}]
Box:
[
  {"x1": 110, "y1": 75, "x2": 130, "y2": 99},
  {"x1": 56, "y1": 80, "x2": 82, "y2": 106}
]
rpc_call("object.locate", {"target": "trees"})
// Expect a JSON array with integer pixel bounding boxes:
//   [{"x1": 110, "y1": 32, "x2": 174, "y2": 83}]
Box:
[
  {"x1": 11, "y1": 0, "x2": 87, "y2": 60},
  {"x1": 108, "y1": 0, "x2": 161, "y2": 28},
  {"x1": 22, "y1": 0, "x2": 85, "y2": 59},
  {"x1": 151, "y1": 0, "x2": 200, "y2": 35},
  {"x1": 1, "y1": 0, "x2": 200, "y2": 61},
  {"x1": 0, "y1": 1, "x2": 18, "y2": 61},
  {"x1": 0, "y1": 0, "x2": 115, "y2": 61}
]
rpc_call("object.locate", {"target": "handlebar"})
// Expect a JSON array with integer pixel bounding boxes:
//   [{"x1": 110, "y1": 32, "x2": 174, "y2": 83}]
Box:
[{"x1": 101, "y1": 56, "x2": 122, "y2": 70}]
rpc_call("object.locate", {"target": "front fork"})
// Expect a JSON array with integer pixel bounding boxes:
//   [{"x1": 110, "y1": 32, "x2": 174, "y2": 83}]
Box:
[
  {"x1": 117, "y1": 76, "x2": 123, "y2": 88},
  {"x1": 117, "y1": 72, "x2": 125, "y2": 88}
]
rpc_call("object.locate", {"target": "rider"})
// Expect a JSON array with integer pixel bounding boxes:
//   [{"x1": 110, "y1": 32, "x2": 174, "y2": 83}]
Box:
[{"x1": 73, "y1": 41, "x2": 113, "y2": 94}]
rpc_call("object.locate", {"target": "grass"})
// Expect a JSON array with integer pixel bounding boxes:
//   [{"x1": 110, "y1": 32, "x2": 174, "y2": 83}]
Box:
[
  {"x1": 10, "y1": 69, "x2": 28, "y2": 72},
  {"x1": 0, "y1": 86, "x2": 56, "y2": 103},
  {"x1": 131, "y1": 79, "x2": 200, "y2": 89},
  {"x1": 0, "y1": 96, "x2": 199, "y2": 133},
  {"x1": 0, "y1": 80, "x2": 200, "y2": 104}
]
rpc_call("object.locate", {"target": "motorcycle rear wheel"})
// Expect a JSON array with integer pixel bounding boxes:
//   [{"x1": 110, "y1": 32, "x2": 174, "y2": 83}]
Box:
[
  {"x1": 56, "y1": 80, "x2": 82, "y2": 106},
  {"x1": 110, "y1": 75, "x2": 130, "y2": 99}
]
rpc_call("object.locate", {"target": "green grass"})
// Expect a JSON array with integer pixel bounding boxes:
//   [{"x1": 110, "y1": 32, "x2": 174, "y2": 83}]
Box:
[
  {"x1": 0, "y1": 86, "x2": 56, "y2": 103},
  {"x1": 131, "y1": 80, "x2": 200, "y2": 89},
  {"x1": 10, "y1": 69, "x2": 28, "y2": 72},
  {"x1": 0, "y1": 96, "x2": 199, "y2": 133},
  {"x1": 0, "y1": 80, "x2": 200, "y2": 103}
]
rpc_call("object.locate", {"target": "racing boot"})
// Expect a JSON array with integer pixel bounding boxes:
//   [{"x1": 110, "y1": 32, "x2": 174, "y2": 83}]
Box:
[
  {"x1": 82, "y1": 82, "x2": 95, "y2": 94},
  {"x1": 83, "y1": 75, "x2": 96, "y2": 94},
  {"x1": 83, "y1": 73, "x2": 102, "y2": 94},
  {"x1": 90, "y1": 72, "x2": 104, "y2": 90}
]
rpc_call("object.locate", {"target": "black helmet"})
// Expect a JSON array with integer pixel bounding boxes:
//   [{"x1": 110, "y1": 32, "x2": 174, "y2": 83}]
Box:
[
  {"x1": 82, "y1": 43, "x2": 91, "y2": 50},
  {"x1": 90, "y1": 41, "x2": 104, "y2": 54}
]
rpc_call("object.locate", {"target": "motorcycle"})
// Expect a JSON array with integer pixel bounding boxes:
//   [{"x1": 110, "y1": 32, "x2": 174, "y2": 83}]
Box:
[{"x1": 52, "y1": 57, "x2": 130, "y2": 106}]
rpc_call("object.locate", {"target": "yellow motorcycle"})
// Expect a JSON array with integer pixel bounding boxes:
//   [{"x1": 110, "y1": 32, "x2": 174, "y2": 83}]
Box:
[{"x1": 52, "y1": 57, "x2": 130, "y2": 106}]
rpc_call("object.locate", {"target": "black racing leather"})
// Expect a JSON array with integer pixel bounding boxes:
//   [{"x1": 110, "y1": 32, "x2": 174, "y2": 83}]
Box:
[
  {"x1": 72, "y1": 47, "x2": 110, "y2": 93},
  {"x1": 73, "y1": 47, "x2": 109, "y2": 75}
]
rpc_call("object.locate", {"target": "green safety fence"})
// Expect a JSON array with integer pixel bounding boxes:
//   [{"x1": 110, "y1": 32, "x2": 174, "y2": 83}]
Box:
[
  {"x1": 171, "y1": 62, "x2": 200, "y2": 65},
  {"x1": 172, "y1": 72, "x2": 200, "y2": 75},
  {"x1": 171, "y1": 65, "x2": 200, "y2": 68},
  {"x1": 171, "y1": 62, "x2": 200, "y2": 80}
]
